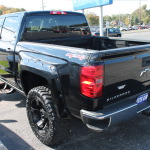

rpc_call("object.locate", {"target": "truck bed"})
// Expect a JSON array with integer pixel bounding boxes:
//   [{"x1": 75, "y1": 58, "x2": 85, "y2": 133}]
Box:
[
  {"x1": 17, "y1": 36, "x2": 150, "y2": 111},
  {"x1": 28, "y1": 36, "x2": 150, "y2": 51}
]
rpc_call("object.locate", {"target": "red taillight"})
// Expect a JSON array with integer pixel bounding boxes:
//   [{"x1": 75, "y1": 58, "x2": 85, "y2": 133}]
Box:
[
  {"x1": 80, "y1": 65, "x2": 104, "y2": 98},
  {"x1": 50, "y1": 11, "x2": 67, "y2": 15}
]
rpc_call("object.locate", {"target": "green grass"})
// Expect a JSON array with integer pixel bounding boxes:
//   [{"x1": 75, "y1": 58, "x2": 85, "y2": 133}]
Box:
[
  {"x1": 0, "y1": 61, "x2": 9, "y2": 74},
  {"x1": 0, "y1": 69, "x2": 8, "y2": 74}
]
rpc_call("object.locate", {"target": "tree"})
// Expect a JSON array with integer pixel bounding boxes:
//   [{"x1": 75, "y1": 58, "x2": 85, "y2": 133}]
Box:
[
  {"x1": 103, "y1": 15, "x2": 112, "y2": 27},
  {"x1": 85, "y1": 13, "x2": 99, "y2": 26},
  {"x1": 131, "y1": 4, "x2": 150, "y2": 25},
  {"x1": 102, "y1": 4, "x2": 150, "y2": 27},
  {"x1": 0, "y1": 5, "x2": 26, "y2": 15},
  {"x1": 131, "y1": 16, "x2": 139, "y2": 26}
]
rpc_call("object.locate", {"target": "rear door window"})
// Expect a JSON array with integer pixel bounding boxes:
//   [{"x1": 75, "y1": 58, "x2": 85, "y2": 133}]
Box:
[
  {"x1": 1, "y1": 16, "x2": 21, "y2": 42},
  {"x1": 0, "y1": 18, "x2": 5, "y2": 34}
]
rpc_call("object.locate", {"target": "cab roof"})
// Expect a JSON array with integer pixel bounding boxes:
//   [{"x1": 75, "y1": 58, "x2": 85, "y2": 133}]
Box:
[{"x1": 0, "y1": 10, "x2": 83, "y2": 18}]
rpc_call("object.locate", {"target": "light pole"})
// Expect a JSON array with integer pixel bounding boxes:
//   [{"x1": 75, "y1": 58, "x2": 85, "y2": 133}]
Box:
[
  {"x1": 139, "y1": 0, "x2": 141, "y2": 25},
  {"x1": 99, "y1": 6, "x2": 104, "y2": 36},
  {"x1": 42, "y1": 0, "x2": 45, "y2": 10}
]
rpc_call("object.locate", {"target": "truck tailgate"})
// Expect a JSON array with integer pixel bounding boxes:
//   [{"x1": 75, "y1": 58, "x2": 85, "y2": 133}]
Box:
[{"x1": 101, "y1": 45, "x2": 150, "y2": 104}]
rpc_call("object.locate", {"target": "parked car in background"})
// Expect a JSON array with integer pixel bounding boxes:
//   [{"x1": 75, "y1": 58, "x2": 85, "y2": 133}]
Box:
[
  {"x1": 120, "y1": 27, "x2": 130, "y2": 31},
  {"x1": 132, "y1": 26, "x2": 138, "y2": 30},
  {"x1": 138, "y1": 25, "x2": 150, "y2": 30},
  {"x1": 93, "y1": 28, "x2": 122, "y2": 37}
]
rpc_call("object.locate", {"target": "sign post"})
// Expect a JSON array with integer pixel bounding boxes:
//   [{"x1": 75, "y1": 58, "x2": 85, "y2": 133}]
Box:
[
  {"x1": 73, "y1": 0, "x2": 113, "y2": 36},
  {"x1": 99, "y1": 6, "x2": 104, "y2": 36},
  {"x1": 106, "y1": 21, "x2": 109, "y2": 37}
]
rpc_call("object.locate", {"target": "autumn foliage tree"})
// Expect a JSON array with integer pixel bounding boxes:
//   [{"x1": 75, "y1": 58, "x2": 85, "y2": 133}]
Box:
[
  {"x1": 0, "y1": 5, "x2": 26, "y2": 15},
  {"x1": 132, "y1": 4, "x2": 150, "y2": 25},
  {"x1": 86, "y1": 5, "x2": 150, "y2": 27},
  {"x1": 86, "y1": 13, "x2": 99, "y2": 26}
]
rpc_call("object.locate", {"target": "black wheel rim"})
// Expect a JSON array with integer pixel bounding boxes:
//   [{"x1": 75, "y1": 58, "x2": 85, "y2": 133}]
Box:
[{"x1": 30, "y1": 96, "x2": 49, "y2": 136}]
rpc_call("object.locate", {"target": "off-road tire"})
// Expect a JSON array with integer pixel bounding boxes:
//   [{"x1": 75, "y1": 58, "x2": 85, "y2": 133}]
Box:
[{"x1": 26, "y1": 86, "x2": 68, "y2": 146}]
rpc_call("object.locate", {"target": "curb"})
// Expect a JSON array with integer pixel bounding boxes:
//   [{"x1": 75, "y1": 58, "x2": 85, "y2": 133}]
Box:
[{"x1": 0, "y1": 141, "x2": 7, "y2": 150}]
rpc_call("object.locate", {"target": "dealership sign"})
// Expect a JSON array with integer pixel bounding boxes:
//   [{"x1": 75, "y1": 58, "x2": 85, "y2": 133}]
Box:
[{"x1": 73, "y1": 0, "x2": 113, "y2": 10}]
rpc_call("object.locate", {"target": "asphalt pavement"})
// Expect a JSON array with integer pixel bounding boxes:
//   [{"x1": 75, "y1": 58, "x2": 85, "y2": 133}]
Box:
[
  {"x1": 122, "y1": 29, "x2": 150, "y2": 40},
  {"x1": 1, "y1": 92, "x2": 150, "y2": 150},
  {"x1": 1, "y1": 30, "x2": 150, "y2": 150}
]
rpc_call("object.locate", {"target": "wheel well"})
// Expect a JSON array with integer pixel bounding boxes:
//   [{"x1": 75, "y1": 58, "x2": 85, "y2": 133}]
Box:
[{"x1": 21, "y1": 71, "x2": 48, "y2": 94}]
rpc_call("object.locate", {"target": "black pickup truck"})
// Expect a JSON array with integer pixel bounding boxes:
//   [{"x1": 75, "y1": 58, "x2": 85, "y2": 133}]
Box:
[{"x1": 1, "y1": 11, "x2": 150, "y2": 145}]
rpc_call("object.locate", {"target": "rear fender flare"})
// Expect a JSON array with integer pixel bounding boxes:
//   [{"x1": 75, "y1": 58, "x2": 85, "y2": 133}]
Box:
[{"x1": 19, "y1": 58, "x2": 68, "y2": 118}]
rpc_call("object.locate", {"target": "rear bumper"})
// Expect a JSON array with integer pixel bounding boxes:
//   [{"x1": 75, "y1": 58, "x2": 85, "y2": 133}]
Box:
[{"x1": 80, "y1": 90, "x2": 150, "y2": 131}]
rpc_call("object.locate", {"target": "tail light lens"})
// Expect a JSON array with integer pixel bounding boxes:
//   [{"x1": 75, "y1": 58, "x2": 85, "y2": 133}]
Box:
[{"x1": 80, "y1": 65, "x2": 104, "y2": 98}]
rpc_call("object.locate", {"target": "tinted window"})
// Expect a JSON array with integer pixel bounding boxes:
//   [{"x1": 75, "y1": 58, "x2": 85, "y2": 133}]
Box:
[
  {"x1": 115, "y1": 28, "x2": 120, "y2": 32},
  {"x1": 22, "y1": 15, "x2": 91, "y2": 41},
  {"x1": 108, "y1": 28, "x2": 115, "y2": 32},
  {"x1": 107, "y1": 28, "x2": 120, "y2": 32},
  {"x1": 1, "y1": 17, "x2": 20, "y2": 41}
]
